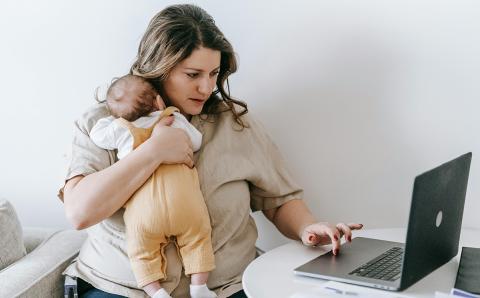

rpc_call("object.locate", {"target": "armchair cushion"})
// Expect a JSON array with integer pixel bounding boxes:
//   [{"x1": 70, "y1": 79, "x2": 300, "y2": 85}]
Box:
[{"x1": 0, "y1": 200, "x2": 26, "y2": 271}]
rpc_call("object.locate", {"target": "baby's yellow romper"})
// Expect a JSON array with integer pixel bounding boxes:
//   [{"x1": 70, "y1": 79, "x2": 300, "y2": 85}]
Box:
[{"x1": 121, "y1": 107, "x2": 215, "y2": 288}]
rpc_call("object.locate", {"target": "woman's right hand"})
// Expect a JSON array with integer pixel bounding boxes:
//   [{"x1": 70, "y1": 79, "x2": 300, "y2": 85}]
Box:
[
  {"x1": 149, "y1": 115, "x2": 194, "y2": 168},
  {"x1": 63, "y1": 115, "x2": 194, "y2": 229}
]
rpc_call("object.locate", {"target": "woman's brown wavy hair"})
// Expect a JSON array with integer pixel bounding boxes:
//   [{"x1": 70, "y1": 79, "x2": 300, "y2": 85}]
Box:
[{"x1": 130, "y1": 4, "x2": 248, "y2": 127}]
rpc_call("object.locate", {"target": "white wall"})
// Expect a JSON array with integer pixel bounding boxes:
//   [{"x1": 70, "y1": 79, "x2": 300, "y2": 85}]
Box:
[{"x1": 1, "y1": 0, "x2": 479, "y2": 251}]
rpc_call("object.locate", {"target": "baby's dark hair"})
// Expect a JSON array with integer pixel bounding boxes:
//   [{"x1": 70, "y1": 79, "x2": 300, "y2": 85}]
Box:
[{"x1": 104, "y1": 74, "x2": 159, "y2": 121}]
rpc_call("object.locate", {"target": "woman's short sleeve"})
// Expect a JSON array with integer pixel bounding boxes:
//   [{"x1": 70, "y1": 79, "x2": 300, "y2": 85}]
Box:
[
  {"x1": 58, "y1": 103, "x2": 116, "y2": 201},
  {"x1": 245, "y1": 115, "x2": 304, "y2": 212}
]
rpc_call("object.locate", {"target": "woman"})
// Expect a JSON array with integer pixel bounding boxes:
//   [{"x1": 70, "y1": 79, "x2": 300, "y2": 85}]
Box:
[{"x1": 61, "y1": 4, "x2": 362, "y2": 298}]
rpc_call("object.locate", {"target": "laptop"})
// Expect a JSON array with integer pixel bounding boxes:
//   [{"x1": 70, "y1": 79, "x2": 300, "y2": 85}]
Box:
[{"x1": 294, "y1": 152, "x2": 472, "y2": 291}]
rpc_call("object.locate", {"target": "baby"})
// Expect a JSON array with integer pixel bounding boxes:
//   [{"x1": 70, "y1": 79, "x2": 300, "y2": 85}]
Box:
[{"x1": 90, "y1": 74, "x2": 216, "y2": 298}]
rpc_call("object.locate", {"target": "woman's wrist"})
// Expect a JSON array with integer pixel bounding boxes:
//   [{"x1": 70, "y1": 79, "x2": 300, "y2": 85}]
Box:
[{"x1": 142, "y1": 135, "x2": 166, "y2": 167}]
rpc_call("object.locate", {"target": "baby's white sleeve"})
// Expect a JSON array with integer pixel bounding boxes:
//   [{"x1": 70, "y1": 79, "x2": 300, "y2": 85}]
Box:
[
  {"x1": 171, "y1": 113, "x2": 203, "y2": 152},
  {"x1": 89, "y1": 117, "x2": 119, "y2": 150}
]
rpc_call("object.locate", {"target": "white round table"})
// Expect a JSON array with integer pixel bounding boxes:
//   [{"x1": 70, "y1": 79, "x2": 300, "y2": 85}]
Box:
[{"x1": 242, "y1": 228, "x2": 480, "y2": 298}]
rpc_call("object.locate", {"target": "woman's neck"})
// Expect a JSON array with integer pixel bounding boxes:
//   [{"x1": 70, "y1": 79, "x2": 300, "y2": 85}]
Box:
[{"x1": 183, "y1": 113, "x2": 192, "y2": 121}]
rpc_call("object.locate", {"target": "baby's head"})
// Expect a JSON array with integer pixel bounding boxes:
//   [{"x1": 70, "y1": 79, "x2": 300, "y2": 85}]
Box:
[{"x1": 105, "y1": 74, "x2": 165, "y2": 121}]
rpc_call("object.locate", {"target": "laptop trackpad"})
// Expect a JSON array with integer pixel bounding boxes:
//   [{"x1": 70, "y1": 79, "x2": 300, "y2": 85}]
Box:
[{"x1": 295, "y1": 237, "x2": 403, "y2": 280}]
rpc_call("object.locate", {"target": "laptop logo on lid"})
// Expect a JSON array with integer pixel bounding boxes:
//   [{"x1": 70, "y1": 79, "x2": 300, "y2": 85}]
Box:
[{"x1": 436, "y1": 211, "x2": 443, "y2": 227}]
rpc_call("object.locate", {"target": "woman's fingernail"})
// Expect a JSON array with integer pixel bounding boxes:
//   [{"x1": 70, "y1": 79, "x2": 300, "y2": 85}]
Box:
[
  {"x1": 334, "y1": 249, "x2": 338, "y2": 255},
  {"x1": 348, "y1": 236, "x2": 352, "y2": 242},
  {"x1": 334, "y1": 235, "x2": 338, "y2": 240}
]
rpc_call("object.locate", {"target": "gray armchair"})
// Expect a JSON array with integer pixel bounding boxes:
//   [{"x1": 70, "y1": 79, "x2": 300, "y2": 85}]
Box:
[{"x1": 0, "y1": 227, "x2": 86, "y2": 298}]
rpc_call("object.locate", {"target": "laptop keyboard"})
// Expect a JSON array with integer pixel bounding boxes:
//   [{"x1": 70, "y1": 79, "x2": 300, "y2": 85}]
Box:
[{"x1": 349, "y1": 247, "x2": 403, "y2": 281}]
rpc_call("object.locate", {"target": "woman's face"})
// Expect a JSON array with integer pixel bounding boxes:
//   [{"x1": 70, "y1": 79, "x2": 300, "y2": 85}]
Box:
[{"x1": 163, "y1": 46, "x2": 221, "y2": 117}]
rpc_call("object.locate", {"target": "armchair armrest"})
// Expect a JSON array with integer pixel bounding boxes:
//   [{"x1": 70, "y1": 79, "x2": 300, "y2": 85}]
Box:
[
  {"x1": 23, "y1": 227, "x2": 59, "y2": 253},
  {"x1": 0, "y1": 229, "x2": 87, "y2": 298}
]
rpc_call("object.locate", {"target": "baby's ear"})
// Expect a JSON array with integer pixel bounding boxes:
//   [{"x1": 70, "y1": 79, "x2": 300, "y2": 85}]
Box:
[{"x1": 155, "y1": 95, "x2": 166, "y2": 109}]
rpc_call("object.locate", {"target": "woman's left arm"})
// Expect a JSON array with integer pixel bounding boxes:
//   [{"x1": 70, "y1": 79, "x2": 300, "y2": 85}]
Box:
[{"x1": 263, "y1": 199, "x2": 362, "y2": 255}]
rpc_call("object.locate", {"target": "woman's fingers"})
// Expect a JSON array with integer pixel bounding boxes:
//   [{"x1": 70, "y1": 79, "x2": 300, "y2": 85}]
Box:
[
  {"x1": 301, "y1": 231, "x2": 316, "y2": 245},
  {"x1": 335, "y1": 223, "x2": 363, "y2": 242},
  {"x1": 348, "y1": 223, "x2": 364, "y2": 230},
  {"x1": 302, "y1": 222, "x2": 363, "y2": 255},
  {"x1": 327, "y1": 226, "x2": 342, "y2": 255},
  {"x1": 149, "y1": 125, "x2": 194, "y2": 167},
  {"x1": 303, "y1": 223, "x2": 341, "y2": 254},
  {"x1": 185, "y1": 147, "x2": 194, "y2": 168},
  {"x1": 336, "y1": 223, "x2": 353, "y2": 242},
  {"x1": 185, "y1": 156, "x2": 194, "y2": 168},
  {"x1": 319, "y1": 225, "x2": 341, "y2": 255},
  {"x1": 178, "y1": 132, "x2": 193, "y2": 168},
  {"x1": 181, "y1": 131, "x2": 194, "y2": 168},
  {"x1": 157, "y1": 115, "x2": 174, "y2": 127},
  {"x1": 151, "y1": 116, "x2": 174, "y2": 137}
]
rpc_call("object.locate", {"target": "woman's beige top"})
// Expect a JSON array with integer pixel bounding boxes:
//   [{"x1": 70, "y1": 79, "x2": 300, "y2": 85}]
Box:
[{"x1": 59, "y1": 103, "x2": 303, "y2": 298}]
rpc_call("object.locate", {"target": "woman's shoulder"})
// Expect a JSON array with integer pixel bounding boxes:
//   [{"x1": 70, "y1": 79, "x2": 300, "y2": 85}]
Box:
[
  {"x1": 211, "y1": 102, "x2": 270, "y2": 139},
  {"x1": 75, "y1": 103, "x2": 111, "y2": 133},
  {"x1": 207, "y1": 104, "x2": 281, "y2": 157},
  {"x1": 213, "y1": 101, "x2": 255, "y2": 127}
]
